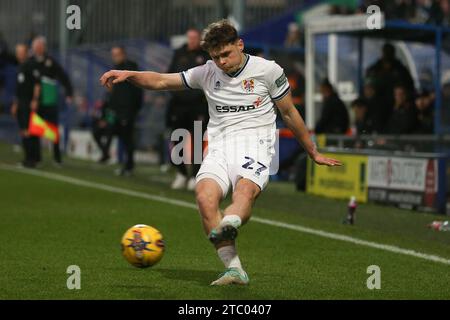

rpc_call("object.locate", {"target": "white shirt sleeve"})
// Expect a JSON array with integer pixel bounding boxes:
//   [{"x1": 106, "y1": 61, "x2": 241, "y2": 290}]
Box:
[
  {"x1": 266, "y1": 61, "x2": 290, "y2": 101},
  {"x1": 180, "y1": 63, "x2": 207, "y2": 90}
]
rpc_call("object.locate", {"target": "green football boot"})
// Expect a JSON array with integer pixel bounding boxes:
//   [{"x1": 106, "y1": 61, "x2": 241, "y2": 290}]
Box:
[
  {"x1": 208, "y1": 217, "x2": 241, "y2": 245},
  {"x1": 210, "y1": 268, "x2": 249, "y2": 286}
]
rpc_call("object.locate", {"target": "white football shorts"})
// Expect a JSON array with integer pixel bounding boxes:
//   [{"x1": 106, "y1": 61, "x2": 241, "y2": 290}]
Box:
[{"x1": 196, "y1": 128, "x2": 277, "y2": 198}]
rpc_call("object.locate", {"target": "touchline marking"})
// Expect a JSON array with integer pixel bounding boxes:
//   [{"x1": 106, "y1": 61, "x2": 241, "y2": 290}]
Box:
[{"x1": 2, "y1": 164, "x2": 450, "y2": 266}]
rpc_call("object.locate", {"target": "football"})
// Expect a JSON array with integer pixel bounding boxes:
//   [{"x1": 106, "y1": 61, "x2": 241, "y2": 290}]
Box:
[{"x1": 121, "y1": 224, "x2": 165, "y2": 268}]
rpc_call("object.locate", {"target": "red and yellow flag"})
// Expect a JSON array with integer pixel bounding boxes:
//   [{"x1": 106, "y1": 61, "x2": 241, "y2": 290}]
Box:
[{"x1": 28, "y1": 112, "x2": 59, "y2": 143}]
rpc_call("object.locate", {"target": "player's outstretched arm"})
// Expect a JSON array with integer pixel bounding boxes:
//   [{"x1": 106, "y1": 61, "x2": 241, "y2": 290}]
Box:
[
  {"x1": 275, "y1": 92, "x2": 342, "y2": 167},
  {"x1": 99, "y1": 70, "x2": 185, "y2": 91}
]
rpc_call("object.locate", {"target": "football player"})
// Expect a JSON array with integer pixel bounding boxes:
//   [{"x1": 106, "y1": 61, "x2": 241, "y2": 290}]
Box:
[{"x1": 100, "y1": 20, "x2": 341, "y2": 286}]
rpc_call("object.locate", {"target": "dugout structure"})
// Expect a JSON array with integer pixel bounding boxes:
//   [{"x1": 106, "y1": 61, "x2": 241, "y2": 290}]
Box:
[{"x1": 305, "y1": 13, "x2": 450, "y2": 134}]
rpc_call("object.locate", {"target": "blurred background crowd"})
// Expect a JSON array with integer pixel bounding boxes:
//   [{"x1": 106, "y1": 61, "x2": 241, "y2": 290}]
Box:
[{"x1": 1, "y1": 0, "x2": 450, "y2": 189}]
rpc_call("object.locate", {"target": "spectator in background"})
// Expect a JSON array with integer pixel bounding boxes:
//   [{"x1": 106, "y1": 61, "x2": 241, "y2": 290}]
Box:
[
  {"x1": 92, "y1": 95, "x2": 115, "y2": 163},
  {"x1": 428, "y1": 0, "x2": 450, "y2": 25},
  {"x1": 0, "y1": 32, "x2": 14, "y2": 111},
  {"x1": 413, "y1": 0, "x2": 434, "y2": 23},
  {"x1": 166, "y1": 28, "x2": 209, "y2": 190},
  {"x1": 108, "y1": 45, "x2": 143, "y2": 176},
  {"x1": 315, "y1": 78, "x2": 349, "y2": 134},
  {"x1": 0, "y1": 32, "x2": 9, "y2": 71},
  {"x1": 427, "y1": 0, "x2": 441, "y2": 23},
  {"x1": 0, "y1": 31, "x2": 15, "y2": 66},
  {"x1": 414, "y1": 90, "x2": 435, "y2": 133},
  {"x1": 287, "y1": 62, "x2": 305, "y2": 107},
  {"x1": 284, "y1": 22, "x2": 302, "y2": 48},
  {"x1": 0, "y1": 32, "x2": 8, "y2": 59},
  {"x1": 418, "y1": 67, "x2": 434, "y2": 93},
  {"x1": 442, "y1": 73, "x2": 450, "y2": 125},
  {"x1": 276, "y1": 58, "x2": 305, "y2": 127},
  {"x1": 391, "y1": 0, "x2": 417, "y2": 20},
  {"x1": 351, "y1": 98, "x2": 375, "y2": 135},
  {"x1": 439, "y1": 0, "x2": 450, "y2": 22},
  {"x1": 10, "y1": 43, "x2": 41, "y2": 168},
  {"x1": 366, "y1": 43, "x2": 415, "y2": 111},
  {"x1": 385, "y1": 84, "x2": 417, "y2": 134},
  {"x1": 362, "y1": 77, "x2": 390, "y2": 133},
  {"x1": 276, "y1": 63, "x2": 306, "y2": 185},
  {"x1": 30, "y1": 36, "x2": 73, "y2": 166}
]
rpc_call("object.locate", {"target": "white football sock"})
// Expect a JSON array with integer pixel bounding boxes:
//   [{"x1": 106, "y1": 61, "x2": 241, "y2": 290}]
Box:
[
  {"x1": 220, "y1": 214, "x2": 242, "y2": 229},
  {"x1": 217, "y1": 245, "x2": 243, "y2": 271}
]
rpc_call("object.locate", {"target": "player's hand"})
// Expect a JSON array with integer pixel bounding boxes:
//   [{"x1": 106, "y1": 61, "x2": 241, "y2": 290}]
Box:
[
  {"x1": 312, "y1": 153, "x2": 342, "y2": 167},
  {"x1": 100, "y1": 70, "x2": 130, "y2": 89}
]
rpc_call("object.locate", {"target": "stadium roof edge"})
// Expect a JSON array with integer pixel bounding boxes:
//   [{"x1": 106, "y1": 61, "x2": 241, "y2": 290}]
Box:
[
  {"x1": 305, "y1": 14, "x2": 450, "y2": 43},
  {"x1": 305, "y1": 13, "x2": 385, "y2": 34}
]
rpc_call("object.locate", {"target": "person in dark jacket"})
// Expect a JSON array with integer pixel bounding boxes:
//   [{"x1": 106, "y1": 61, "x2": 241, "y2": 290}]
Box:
[
  {"x1": 30, "y1": 36, "x2": 73, "y2": 166},
  {"x1": 385, "y1": 84, "x2": 417, "y2": 134},
  {"x1": 92, "y1": 95, "x2": 115, "y2": 163},
  {"x1": 166, "y1": 28, "x2": 209, "y2": 190},
  {"x1": 315, "y1": 79, "x2": 349, "y2": 134},
  {"x1": 366, "y1": 43, "x2": 415, "y2": 112},
  {"x1": 108, "y1": 46, "x2": 143, "y2": 176},
  {"x1": 362, "y1": 78, "x2": 390, "y2": 133},
  {"x1": 10, "y1": 43, "x2": 41, "y2": 168},
  {"x1": 351, "y1": 98, "x2": 375, "y2": 135},
  {"x1": 414, "y1": 90, "x2": 434, "y2": 134},
  {"x1": 0, "y1": 32, "x2": 16, "y2": 97}
]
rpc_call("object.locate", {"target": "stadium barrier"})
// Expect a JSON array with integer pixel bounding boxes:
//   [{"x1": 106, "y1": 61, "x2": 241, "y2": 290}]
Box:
[
  {"x1": 306, "y1": 146, "x2": 447, "y2": 214},
  {"x1": 307, "y1": 150, "x2": 368, "y2": 203}
]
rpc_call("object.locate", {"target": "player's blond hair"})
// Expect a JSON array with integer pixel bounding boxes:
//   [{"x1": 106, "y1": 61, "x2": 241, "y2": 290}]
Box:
[{"x1": 201, "y1": 19, "x2": 239, "y2": 52}]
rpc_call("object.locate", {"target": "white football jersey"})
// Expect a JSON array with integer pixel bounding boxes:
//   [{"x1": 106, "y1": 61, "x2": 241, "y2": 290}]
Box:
[{"x1": 181, "y1": 54, "x2": 290, "y2": 142}]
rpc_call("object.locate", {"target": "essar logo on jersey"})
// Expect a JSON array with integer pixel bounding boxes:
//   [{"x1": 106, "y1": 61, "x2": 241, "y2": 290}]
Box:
[
  {"x1": 242, "y1": 79, "x2": 255, "y2": 93},
  {"x1": 216, "y1": 105, "x2": 256, "y2": 113}
]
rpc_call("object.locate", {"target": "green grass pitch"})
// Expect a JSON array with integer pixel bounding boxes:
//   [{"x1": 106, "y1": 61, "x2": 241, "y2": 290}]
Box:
[{"x1": 0, "y1": 142, "x2": 449, "y2": 299}]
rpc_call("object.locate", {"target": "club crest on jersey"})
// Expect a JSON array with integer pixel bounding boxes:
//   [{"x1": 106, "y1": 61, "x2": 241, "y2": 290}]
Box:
[
  {"x1": 214, "y1": 80, "x2": 221, "y2": 90},
  {"x1": 242, "y1": 79, "x2": 255, "y2": 93}
]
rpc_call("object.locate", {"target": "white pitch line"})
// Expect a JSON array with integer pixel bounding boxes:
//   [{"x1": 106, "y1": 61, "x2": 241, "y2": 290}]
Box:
[
  {"x1": 2, "y1": 163, "x2": 450, "y2": 266},
  {"x1": 251, "y1": 217, "x2": 450, "y2": 266}
]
